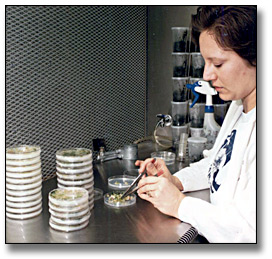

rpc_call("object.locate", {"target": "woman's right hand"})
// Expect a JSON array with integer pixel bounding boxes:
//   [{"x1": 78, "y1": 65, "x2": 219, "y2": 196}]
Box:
[{"x1": 135, "y1": 158, "x2": 183, "y2": 191}]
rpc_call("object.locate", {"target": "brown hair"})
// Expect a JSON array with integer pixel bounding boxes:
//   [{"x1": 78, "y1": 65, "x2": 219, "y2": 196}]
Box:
[{"x1": 191, "y1": 6, "x2": 256, "y2": 66}]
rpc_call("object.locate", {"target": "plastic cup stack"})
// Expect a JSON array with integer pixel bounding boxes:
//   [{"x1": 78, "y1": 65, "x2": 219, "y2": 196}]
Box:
[
  {"x1": 6, "y1": 145, "x2": 43, "y2": 220},
  {"x1": 48, "y1": 187, "x2": 90, "y2": 232},
  {"x1": 56, "y1": 148, "x2": 94, "y2": 210}
]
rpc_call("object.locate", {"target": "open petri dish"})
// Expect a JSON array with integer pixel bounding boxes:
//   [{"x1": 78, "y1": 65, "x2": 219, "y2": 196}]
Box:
[
  {"x1": 104, "y1": 191, "x2": 136, "y2": 208},
  {"x1": 6, "y1": 146, "x2": 41, "y2": 160},
  {"x1": 108, "y1": 175, "x2": 136, "y2": 190},
  {"x1": 151, "y1": 151, "x2": 176, "y2": 165},
  {"x1": 56, "y1": 148, "x2": 92, "y2": 163}
]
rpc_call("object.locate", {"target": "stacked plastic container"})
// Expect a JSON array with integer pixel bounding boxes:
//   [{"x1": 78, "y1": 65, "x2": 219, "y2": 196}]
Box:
[
  {"x1": 48, "y1": 187, "x2": 90, "y2": 232},
  {"x1": 56, "y1": 148, "x2": 94, "y2": 210},
  {"x1": 6, "y1": 145, "x2": 43, "y2": 219}
]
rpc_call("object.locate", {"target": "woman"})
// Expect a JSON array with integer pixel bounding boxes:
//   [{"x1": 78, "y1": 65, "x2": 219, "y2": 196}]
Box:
[{"x1": 136, "y1": 6, "x2": 256, "y2": 243}]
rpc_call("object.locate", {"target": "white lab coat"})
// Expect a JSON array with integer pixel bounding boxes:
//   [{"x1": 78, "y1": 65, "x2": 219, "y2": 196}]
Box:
[{"x1": 174, "y1": 100, "x2": 256, "y2": 243}]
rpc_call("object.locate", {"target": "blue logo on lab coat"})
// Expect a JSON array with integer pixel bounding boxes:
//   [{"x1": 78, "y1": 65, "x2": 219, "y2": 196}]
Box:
[{"x1": 208, "y1": 130, "x2": 237, "y2": 193}]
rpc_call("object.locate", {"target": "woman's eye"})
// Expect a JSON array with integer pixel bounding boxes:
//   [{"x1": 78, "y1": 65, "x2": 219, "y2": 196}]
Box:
[{"x1": 214, "y1": 64, "x2": 222, "y2": 68}]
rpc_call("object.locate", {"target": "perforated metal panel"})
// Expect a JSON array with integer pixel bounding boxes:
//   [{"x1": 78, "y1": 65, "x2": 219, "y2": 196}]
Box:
[{"x1": 6, "y1": 6, "x2": 147, "y2": 181}]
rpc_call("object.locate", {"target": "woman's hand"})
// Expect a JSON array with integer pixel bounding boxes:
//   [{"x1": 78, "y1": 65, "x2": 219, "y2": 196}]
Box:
[
  {"x1": 137, "y1": 176, "x2": 186, "y2": 219},
  {"x1": 135, "y1": 158, "x2": 183, "y2": 190}
]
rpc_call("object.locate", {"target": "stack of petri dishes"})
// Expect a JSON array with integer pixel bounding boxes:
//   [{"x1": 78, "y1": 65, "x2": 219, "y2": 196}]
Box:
[
  {"x1": 6, "y1": 145, "x2": 43, "y2": 220},
  {"x1": 56, "y1": 148, "x2": 94, "y2": 210},
  {"x1": 48, "y1": 187, "x2": 90, "y2": 232}
]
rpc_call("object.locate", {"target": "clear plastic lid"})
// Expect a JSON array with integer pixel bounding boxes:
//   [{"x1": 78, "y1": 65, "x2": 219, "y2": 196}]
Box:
[
  {"x1": 151, "y1": 151, "x2": 176, "y2": 165},
  {"x1": 6, "y1": 156, "x2": 41, "y2": 166},
  {"x1": 56, "y1": 148, "x2": 92, "y2": 162},
  {"x1": 49, "y1": 187, "x2": 89, "y2": 207},
  {"x1": 104, "y1": 191, "x2": 136, "y2": 208},
  {"x1": 6, "y1": 179, "x2": 42, "y2": 191},
  {"x1": 6, "y1": 168, "x2": 42, "y2": 179},
  {"x1": 6, "y1": 174, "x2": 42, "y2": 185},
  {"x1": 6, "y1": 162, "x2": 41, "y2": 173},
  {"x1": 6, "y1": 146, "x2": 41, "y2": 160},
  {"x1": 56, "y1": 171, "x2": 93, "y2": 181},
  {"x1": 187, "y1": 137, "x2": 207, "y2": 144},
  {"x1": 49, "y1": 217, "x2": 89, "y2": 232},
  {"x1": 6, "y1": 197, "x2": 42, "y2": 208},
  {"x1": 56, "y1": 165, "x2": 93, "y2": 174},
  {"x1": 108, "y1": 175, "x2": 136, "y2": 190},
  {"x1": 6, "y1": 207, "x2": 42, "y2": 220}
]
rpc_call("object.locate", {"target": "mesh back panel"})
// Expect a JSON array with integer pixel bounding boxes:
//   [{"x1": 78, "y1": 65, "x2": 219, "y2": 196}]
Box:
[{"x1": 6, "y1": 6, "x2": 147, "y2": 181}]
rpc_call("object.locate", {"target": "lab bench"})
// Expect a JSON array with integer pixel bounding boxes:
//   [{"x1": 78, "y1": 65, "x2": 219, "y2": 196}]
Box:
[{"x1": 6, "y1": 142, "x2": 210, "y2": 243}]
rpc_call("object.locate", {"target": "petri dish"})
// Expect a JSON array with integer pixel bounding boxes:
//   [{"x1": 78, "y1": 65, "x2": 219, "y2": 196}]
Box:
[
  {"x1": 49, "y1": 207, "x2": 90, "y2": 219},
  {"x1": 6, "y1": 162, "x2": 41, "y2": 173},
  {"x1": 151, "y1": 151, "x2": 176, "y2": 165},
  {"x1": 57, "y1": 176, "x2": 94, "y2": 187},
  {"x1": 6, "y1": 186, "x2": 42, "y2": 197},
  {"x1": 49, "y1": 187, "x2": 89, "y2": 207},
  {"x1": 108, "y1": 175, "x2": 136, "y2": 190},
  {"x1": 6, "y1": 179, "x2": 42, "y2": 191},
  {"x1": 6, "y1": 197, "x2": 42, "y2": 208},
  {"x1": 50, "y1": 212, "x2": 91, "y2": 226},
  {"x1": 6, "y1": 146, "x2": 41, "y2": 160},
  {"x1": 6, "y1": 191, "x2": 42, "y2": 203},
  {"x1": 6, "y1": 203, "x2": 42, "y2": 214},
  {"x1": 57, "y1": 181, "x2": 94, "y2": 190},
  {"x1": 6, "y1": 156, "x2": 40, "y2": 166},
  {"x1": 56, "y1": 165, "x2": 93, "y2": 175},
  {"x1": 6, "y1": 168, "x2": 42, "y2": 179},
  {"x1": 56, "y1": 171, "x2": 93, "y2": 180},
  {"x1": 94, "y1": 188, "x2": 103, "y2": 200},
  {"x1": 6, "y1": 207, "x2": 42, "y2": 220},
  {"x1": 56, "y1": 148, "x2": 92, "y2": 163},
  {"x1": 104, "y1": 191, "x2": 136, "y2": 208},
  {"x1": 56, "y1": 159, "x2": 93, "y2": 168},
  {"x1": 6, "y1": 174, "x2": 41, "y2": 184},
  {"x1": 49, "y1": 218, "x2": 89, "y2": 232},
  {"x1": 48, "y1": 201, "x2": 89, "y2": 213}
]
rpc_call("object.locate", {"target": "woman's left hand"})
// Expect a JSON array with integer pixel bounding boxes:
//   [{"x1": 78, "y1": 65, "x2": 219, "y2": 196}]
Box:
[{"x1": 137, "y1": 176, "x2": 186, "y2": 219}]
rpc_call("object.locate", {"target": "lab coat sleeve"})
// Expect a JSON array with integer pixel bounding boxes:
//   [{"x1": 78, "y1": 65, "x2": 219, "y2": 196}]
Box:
[
  {"x1": 177, "y1": 140, "x2": 256, "y2": 243},
  {"x1": 174, "y1": 156, "x2": 211, "y2": 192}
]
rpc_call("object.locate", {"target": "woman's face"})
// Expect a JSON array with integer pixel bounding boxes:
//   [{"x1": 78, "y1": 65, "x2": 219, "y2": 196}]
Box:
[{"x1": 199, "y1": 30, "x2": 256, "y2": 107}]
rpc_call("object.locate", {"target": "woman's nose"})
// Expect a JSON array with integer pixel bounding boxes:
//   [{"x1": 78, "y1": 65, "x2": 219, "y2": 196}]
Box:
[{"x1": 203, "y1": 64, "x2": 217, "y2": 82}]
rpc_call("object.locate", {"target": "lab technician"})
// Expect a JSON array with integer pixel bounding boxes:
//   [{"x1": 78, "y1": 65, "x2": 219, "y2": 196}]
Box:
[{"x1": 136, "y1": 6, "x2": 256, "y2": 243}]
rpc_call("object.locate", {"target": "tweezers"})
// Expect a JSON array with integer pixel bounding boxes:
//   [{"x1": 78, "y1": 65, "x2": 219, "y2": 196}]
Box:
[
  {"x1": 121, "y1": 158, "x2": 157, "y2": 199},
  {"x1": 120, "y1": 171, "x2": 146, "y2": 199}
]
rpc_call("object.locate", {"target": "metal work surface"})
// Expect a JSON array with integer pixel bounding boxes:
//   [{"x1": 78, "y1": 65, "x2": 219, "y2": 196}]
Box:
[{"x1": 6, "y1": 152, "x2": 209, "y2": 243}]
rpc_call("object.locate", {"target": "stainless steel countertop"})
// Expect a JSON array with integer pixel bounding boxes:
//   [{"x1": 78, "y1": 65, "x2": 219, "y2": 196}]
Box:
[{"x1": 6, "y1": 142, "x2": 210, "y2": 243}]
